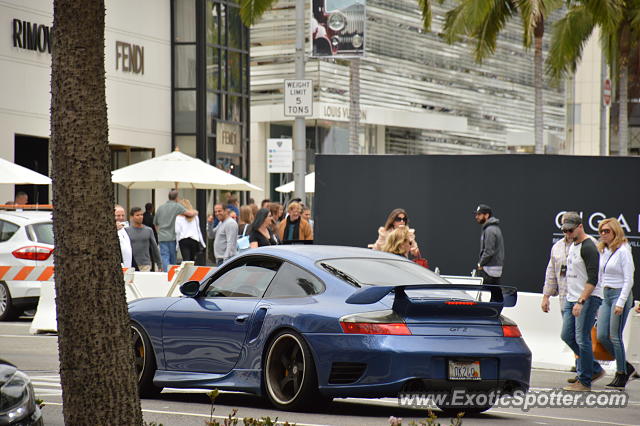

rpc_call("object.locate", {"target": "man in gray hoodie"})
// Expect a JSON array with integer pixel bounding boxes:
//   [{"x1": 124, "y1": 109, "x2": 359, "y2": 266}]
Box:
[{"x1": 474, "y1": 204, "x2": 504, "y2": 285}]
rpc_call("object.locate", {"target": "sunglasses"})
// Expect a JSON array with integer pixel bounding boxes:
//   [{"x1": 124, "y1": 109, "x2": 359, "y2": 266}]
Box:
[
  {"x1": 394, "y1": 216, "x2": 408, "y2": 223},
  {"x1": 562, "y1": 228, "x2": 576, "y2": 233},
  {"x1": 599, "y1": 228, "x2": 612, "y2": 235}
]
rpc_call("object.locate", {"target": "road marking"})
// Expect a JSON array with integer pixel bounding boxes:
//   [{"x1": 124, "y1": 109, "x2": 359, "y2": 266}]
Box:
[
  {"x1": 0, "y1": 334, "x2": 57, "y2": 339},
  {"x1": 41, "y1": 402, "x2": 329, "y2": 426},
  {"x1": 488, "y1": 409, "x2": 640, "y2": 426}
]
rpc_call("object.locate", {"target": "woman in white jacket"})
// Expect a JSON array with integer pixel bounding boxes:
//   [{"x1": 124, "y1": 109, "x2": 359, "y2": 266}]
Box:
[
  {"x1": 595, "y1": 218, "x2": 636, "y2": 389},
  {"x1": 175, "y1": 199, "x2": 206, "y2": 262}
]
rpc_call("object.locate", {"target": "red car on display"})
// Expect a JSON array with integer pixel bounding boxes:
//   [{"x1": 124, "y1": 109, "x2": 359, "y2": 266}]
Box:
[{"x1": 312, "y1": 0, "x2": 365, "y2": 56}]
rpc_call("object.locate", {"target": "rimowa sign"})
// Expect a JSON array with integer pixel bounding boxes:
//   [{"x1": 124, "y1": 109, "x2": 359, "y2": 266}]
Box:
[{"x1": 12, "y1": 19, "x2": 52, "y2": 54}]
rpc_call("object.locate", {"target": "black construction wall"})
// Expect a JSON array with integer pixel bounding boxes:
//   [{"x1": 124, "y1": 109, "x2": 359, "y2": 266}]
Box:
[{"x1": 314, "y1": 154, "x2": 640, "y2": 298}]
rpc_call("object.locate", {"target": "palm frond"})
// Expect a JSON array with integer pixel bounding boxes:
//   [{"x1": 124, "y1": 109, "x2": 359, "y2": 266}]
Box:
[
  {"x1": 443, "y1": 3, "x2": 471, "y2": 43},
  {"x1": 418, "y1": 0, "x2": 433, "y2": 31},
  {"x1": 239, "y1": 0, "x2": 279, "y2": 27},
  {"x1": 519, "y1": 0, "x2": 563, "y2": 47},
  {"x1": 471, "y1": 0, "x2": 517, "y2": 62},
  {"x1": 583, "y1": 0, "x2": 624, "y2": 32},
  {"x1": 545, "y1": 4, "x2": 596, "y2": 80},
  {"x1": 627, "y1": 0, "x2": 640, "y2": 32}
]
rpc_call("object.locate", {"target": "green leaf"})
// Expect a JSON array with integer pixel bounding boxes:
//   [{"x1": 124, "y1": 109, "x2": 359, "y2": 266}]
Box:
[
  {"x1": 546, "y1": 4, "x2": 596, "y2": 80},
  {"x1": 239, "y1": 0, "x2": 280, "y2": 27}
]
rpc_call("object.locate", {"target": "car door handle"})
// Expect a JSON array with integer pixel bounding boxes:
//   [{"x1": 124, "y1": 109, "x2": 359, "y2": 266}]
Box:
[{"x1": 235, "y1": 314, "x2": 249, "y2": 323}]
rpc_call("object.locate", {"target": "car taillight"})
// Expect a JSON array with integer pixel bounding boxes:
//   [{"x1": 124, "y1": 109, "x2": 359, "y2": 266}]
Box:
[
  {"x1": 502, "y1": 325, "x2": 522, "y2": 337},
  {"x1": 12, "y1": 246, "x2": 53, "y2": 261},
  {"x1": 339, "y1": 310, "x2": 412, "y2": 335},
  {"x1": 340, "y1": 322, "x2": 412, "y2": 335},
  {"x1": 500, "y1": 315, "x2": 522, "y2": 337}
]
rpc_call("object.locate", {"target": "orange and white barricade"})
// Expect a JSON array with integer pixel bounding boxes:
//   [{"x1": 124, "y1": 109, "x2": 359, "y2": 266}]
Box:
[{"x1": 165, "y1": 262, "x2": 217, "y2": 297}]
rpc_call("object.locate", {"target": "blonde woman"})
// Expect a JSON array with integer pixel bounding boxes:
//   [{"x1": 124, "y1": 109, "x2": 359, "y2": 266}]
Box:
[
  {"x1": 175, "y1": 199, "x2": 205, "y2": 262},
  {"x1": 371, "y1": 208, "x2": 420, "y2": 257},
  {"x1": 595, "y1": 218, "x2": 636, "y2": 389},
  {"x1": 381, "y1": 227, "x2": 412, "y2": 258}
]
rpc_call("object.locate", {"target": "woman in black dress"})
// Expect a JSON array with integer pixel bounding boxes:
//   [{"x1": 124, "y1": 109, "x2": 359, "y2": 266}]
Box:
[{"x1": 249, "y1": 208, "x2": 279, "y2": 248}]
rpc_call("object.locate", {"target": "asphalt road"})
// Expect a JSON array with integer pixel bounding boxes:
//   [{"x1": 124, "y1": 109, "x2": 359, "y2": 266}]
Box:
[{"x1": 1, "y1": 318, "x2": 639, "y2": 426}]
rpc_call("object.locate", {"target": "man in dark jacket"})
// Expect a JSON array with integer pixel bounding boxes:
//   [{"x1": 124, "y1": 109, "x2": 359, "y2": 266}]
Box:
[{"x1": 474, "y1": 204, "x2": 504, "y2": 285}]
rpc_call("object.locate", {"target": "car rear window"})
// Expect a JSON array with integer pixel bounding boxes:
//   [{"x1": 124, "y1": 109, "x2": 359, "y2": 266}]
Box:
[
  {"x1": 31, "y1": 222, "x2": 54, "y2": 245},
  {"x1": 319, "y1": 258, "x2": 450, "y2": 286}
]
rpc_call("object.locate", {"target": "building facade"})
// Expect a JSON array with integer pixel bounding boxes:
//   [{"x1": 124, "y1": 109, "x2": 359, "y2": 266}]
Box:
[
  {"x1": 249, "y1": 0, "x2": 567, "y2": 201},
  {"x1": 1, "y1": 0, "x2": 251, "y2": 216}
]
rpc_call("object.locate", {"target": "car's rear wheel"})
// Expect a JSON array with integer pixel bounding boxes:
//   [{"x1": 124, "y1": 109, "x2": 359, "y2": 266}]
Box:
[
  {"x1": 131, "y1": 323, "x2": 163, "y2": 398},
  {"x1": 264, "y1": 330, "x2": 325, "y2": 411},
  {"x1": 0, "y1": 282, "x2": 18, "y2": 321}
]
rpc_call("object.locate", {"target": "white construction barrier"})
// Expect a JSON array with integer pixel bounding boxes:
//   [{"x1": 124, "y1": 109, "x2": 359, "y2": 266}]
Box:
[
  {"x1": 29, "y1": 282, "x2": 57, "y2": 334},
  {"x1": 505, "y1": 292, "x2": 639, "y2": 372}
]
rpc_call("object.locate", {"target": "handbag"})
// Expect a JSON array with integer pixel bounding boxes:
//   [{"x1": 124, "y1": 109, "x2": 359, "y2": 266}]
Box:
[
  {"x1": 591, "y1": 325, "x2": 614, "y2": 361},
  {"x1": 412, "y1": 258, "x2": 429, "y2": 268},
  {"x1": 237, "y1": 224, "x2": 250, "y2": 252}
]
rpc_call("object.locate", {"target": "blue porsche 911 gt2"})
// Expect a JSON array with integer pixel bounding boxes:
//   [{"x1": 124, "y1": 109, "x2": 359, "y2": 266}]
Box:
[{"x1": 129, "y1": 245, "x2": 531, "y2": 413}]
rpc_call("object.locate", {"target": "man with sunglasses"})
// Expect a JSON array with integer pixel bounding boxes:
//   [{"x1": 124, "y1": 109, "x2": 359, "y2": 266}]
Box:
[
  {"x1": 559, "y1": 212, "x2": 605, "y2": 391},
  {"x1": 474, "y1": 204, "x2": 504, "y2": 285}
]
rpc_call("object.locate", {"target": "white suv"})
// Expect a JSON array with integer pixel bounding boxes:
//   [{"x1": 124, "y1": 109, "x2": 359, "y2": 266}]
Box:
[{"x1": 0, "y1": 211, "x2": 53, "y2": 321}]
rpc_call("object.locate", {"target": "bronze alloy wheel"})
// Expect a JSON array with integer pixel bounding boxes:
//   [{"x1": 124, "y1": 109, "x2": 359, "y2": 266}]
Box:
[
  {"x1": 130, "y1": 323, "x2": 163, "y2": 397},
  {"x1": 264, "y1": 330, "x2": 321, "y2": 411},
  {"x1": 131, "y1": 325, "x2": 146, "y2": 381}
]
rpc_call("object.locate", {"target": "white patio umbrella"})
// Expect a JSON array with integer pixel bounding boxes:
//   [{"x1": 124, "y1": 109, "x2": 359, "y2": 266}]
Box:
[
  {"x1": 111, "y1": 150, "x2": 261, "y2": 191},
  {"x1": 275, "y1": 172, "x2": 315, "y2": 193},
  {"x1": 0, "y1": 157, "x2": 51, "y2": 185}
]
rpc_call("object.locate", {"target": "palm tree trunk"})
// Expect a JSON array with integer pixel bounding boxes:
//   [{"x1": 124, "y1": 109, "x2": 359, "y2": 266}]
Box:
[
  {"x1": 618, "y1": 53, "x2": 629, "y2": 156},
  {"x1": 51, "y1": 0, "x2": 143, "y2": 424},
  {"x1": 533, "y1": 19, "x2": 544, "y2": 154}
]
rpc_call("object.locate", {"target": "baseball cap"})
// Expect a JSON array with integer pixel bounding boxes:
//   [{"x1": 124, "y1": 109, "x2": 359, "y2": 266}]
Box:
[
  {"x1": 561, "y1": 211, "x2": 582, "y2": 231},
  {"x1": 474, "y1": 204, "x2": 492, "y2": 215}
]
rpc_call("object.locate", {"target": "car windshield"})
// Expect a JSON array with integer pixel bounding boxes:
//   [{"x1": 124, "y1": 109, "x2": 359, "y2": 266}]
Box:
[
  {"x1": 326, "y1": 0, "x2": 363, "y2": 12},
  {"x1": 32, "y1": 222, "x2": 54, "y2": 245},
  {"x1": 319, "y1": 257, "x2": 474, "y2": 300}
]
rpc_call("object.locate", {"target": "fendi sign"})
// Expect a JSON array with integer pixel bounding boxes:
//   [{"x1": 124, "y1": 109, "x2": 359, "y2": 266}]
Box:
[
  {"x1": 115, "y1": 41, "x2": 144, "y2": 75},
  {"x1": 12, "y1": 19, "x2": 52, "y2": 53}
]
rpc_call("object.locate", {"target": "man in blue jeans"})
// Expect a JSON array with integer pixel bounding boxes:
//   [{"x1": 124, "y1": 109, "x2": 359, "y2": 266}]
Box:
[
  {"x1": 154, "y1": 189, "x2": 196, "y2": 271},
  {"x1": 560, "y1": 212, "x2": 604, "y2": 391}
]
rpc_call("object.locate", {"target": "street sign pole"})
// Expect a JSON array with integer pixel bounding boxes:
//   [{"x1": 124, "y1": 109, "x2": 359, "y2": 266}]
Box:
[{"x1": 293, "y1": 0, "x2": 306, "y2": 201}]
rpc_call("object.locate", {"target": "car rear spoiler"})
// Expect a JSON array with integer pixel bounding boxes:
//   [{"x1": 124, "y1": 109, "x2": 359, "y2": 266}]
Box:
[{"x1": 345, "y1": 284, "x2": 517, "y2": 315}]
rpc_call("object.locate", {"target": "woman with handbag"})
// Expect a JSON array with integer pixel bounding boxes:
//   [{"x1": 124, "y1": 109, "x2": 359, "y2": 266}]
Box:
[
  {"x1": 249, "y1": 208, "x2": 279, "y2": 248},
  {"x1": 595, "y1": 218, "x2": 636, "y2": 389},
  {"x1": 370, "y1": 208, "x2": 421, "y2": 258}
]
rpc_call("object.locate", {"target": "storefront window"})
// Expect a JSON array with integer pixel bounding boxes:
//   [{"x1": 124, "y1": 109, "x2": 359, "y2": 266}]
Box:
[
  {"x1": 207, "y1": 1, "x2": 219, "y2": 45},
  {"x1": 207, "y1": 48, "x2": 219, "y2": 90},
  {"x1": 174, "y1": 0, "x2": 196, "y2": 42},
  {"x1": 228, "y1": 51, "x2": 242, "y2": 93},
  {"x1": 175, "y1": 45, "x2": 196, "y2": 88},
  {"x1": 174, "y1": 91, "x2": 196, "y2": 133},
  {"x1": 228, "y1": 6, "x2": 242, "y2": 50}
]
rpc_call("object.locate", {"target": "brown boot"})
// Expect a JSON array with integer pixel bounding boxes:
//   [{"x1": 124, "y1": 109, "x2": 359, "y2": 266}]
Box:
[{"x1": 563, "y1": 381, "x2": 591, "y2": 391}]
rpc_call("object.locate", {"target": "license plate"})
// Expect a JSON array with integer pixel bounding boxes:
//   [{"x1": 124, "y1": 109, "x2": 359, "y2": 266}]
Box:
[{"x1": 448, "y1": 360, "x2": 481, "y2": 380}]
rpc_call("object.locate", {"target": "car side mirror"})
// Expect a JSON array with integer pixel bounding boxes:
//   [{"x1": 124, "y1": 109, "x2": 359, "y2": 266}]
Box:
[{"x1": 180, "y1": 280, "x2": 200, "y2": 297}]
